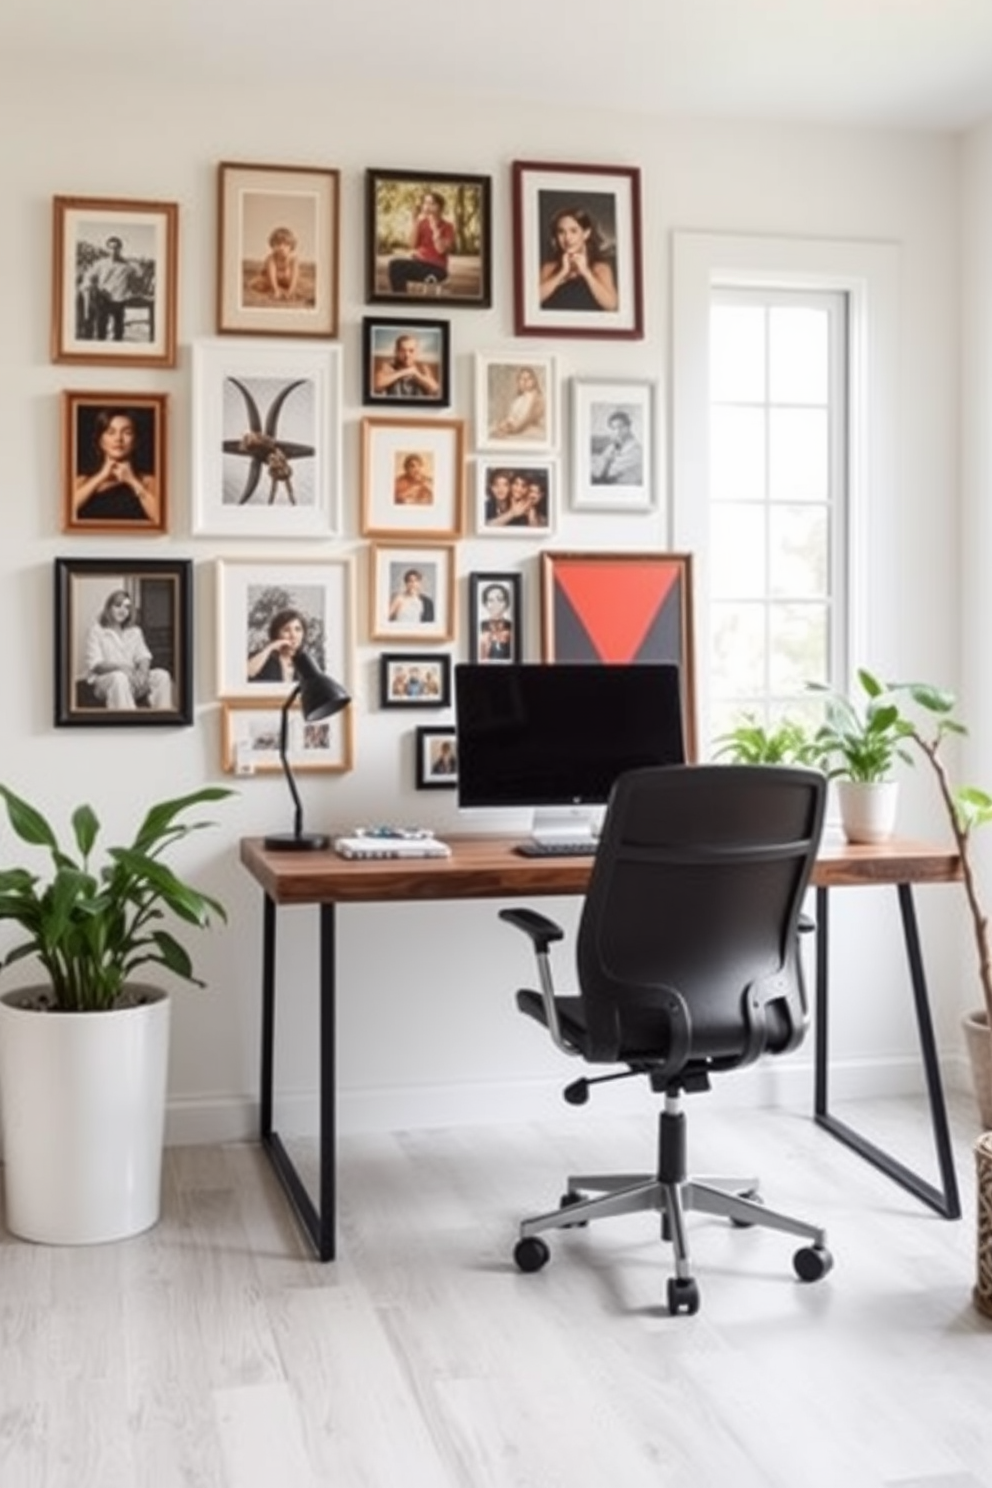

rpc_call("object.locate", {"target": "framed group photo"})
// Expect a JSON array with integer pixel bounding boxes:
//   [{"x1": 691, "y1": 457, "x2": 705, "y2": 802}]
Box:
[
  {"x1": 369, "y1": 542, "x2": 455, "y2": 643},
  {"x1": 215, "y1": 557, "x2": 354, "y2": 722},
  {"x1": 361, "y1": 416, "x2": 465, "y2": 539},
  {"x1": 221, "y1": 698, "x2": 350, "y2": 775},
  {"x1": 541, "y1": 550, "x2": 696, "y2": 757},
  {"x1": 54, "y1": 557, "x2": 192, "y2": 727},
  {"x1": 379, "y1": 652, "x2": 452, "y2": 708},
  {"x1": 191, "y1": 339, "x2": 342, "y2": 538},
  {"x1": 474, "y1": 353, "x2": 556, "y2": 452},
  {"x1": 511, "y1": 161, "x2": 643, "y2": 339},
  {"x1": 216, "y1": 161, "x2": 340, "y2": 338},
  {"x1": 571, "y1": 379, "x2": 656, "y2": 512},
  {"x1": 52, "y1": 195, "x2": 178, "y2": 367},
  {"x1": 415, "y1": 726, "x2": 459, "y2": 790},
  {"x1": 468, "y1": 571, "x2": 522, "y2": 664},
  {"x1": 366, "y1": 168, "x2": 492, "y2": 307},
  {"x1": 475, "y1": 459, "x2": 556, "y2": 536},
  {"x1": 362, "y1": 317, "x2": 450, "y2": 408},
  {"x1": 62, "y1": 390, "x2": 168, "y2": 535}
]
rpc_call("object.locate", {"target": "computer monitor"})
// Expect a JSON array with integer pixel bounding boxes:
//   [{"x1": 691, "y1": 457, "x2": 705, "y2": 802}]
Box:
[{"x1": 454, "y1": 663, "x2": 686, "y2": 843}]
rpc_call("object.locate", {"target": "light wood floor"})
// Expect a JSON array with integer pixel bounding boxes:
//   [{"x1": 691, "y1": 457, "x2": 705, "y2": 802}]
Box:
[{"x1": 2, "y1": 1091, "x2": 992, "y2": 1488}]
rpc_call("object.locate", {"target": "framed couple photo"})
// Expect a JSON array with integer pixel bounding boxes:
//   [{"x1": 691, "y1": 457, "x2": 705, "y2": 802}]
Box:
[
  {"x1": 475, "y1": 460, "x2": 556, "y2": 536},
  {"x1": 512, "y1": 161, "x2": 643, "y2": 339}
]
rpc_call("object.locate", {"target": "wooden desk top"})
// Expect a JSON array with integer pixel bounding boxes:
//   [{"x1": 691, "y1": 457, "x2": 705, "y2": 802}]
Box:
[{"x1": 240, "y1": 832, "x2": 962, "y2": 907}]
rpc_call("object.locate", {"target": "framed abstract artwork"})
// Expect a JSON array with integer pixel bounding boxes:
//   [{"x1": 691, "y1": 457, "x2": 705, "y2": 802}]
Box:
[
  {"x1": 540, "y1": 551, "x2": 696, "y2": 756},
  {"x1": 217, "y1": 161, "x2": 340, "y2": 338},
  {"x1": 191, "y1": 339, "x2": 342, "y2": 538},
  {"x1": 511, "y1": 161, "x2": 643, "y2": 339}
]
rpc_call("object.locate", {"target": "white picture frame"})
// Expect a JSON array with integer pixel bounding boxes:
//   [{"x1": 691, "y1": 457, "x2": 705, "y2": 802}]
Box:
[
  {"x1": 192, "y1": 339, "x2": 342, "y2": 538},
  {"x1": 215, "y1": 556, "x2": 354, "y2": 713},
  {"x1": 570, "y1": 378, "x2": 656, "y2": 512},
  {"x1": 474, "y1": 352, "x2": 557, "y2": 452},
  {"x1": 369, "y1": 542, "x2": 455, "y2": 642},
  {"x1": 474, "y1": 459, "x2": 557, "y2": 537}
]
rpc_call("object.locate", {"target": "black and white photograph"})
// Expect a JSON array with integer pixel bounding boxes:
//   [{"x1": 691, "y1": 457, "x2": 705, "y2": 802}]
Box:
[
  {"x1": 571, "y1": 378, "x2": 656, "y2": 512},
  {"x1": 54, "y1": 557, "x2": 192, "y2": 727},
  {"x1": 467, "y1": 571, "x2": 522, "y2": 663}
]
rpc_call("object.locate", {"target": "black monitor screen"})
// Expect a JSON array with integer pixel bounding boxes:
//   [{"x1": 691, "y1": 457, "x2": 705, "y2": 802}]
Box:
[{"x1": 454, "y1": 663, "x2": 686, "y2": 810}]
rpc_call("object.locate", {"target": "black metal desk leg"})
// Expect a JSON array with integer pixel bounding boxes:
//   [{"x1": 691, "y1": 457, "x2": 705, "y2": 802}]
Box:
[
  {"x1": 813, "y1": 883, "x2": 960, "y2": 1219},
  {"x1": 259, "y1": 897, "x2": 338, "y2": 1261}
]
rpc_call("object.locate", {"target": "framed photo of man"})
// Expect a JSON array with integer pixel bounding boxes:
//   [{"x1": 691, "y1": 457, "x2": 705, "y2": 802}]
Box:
[
  {"x1": 366, "y1": 169, "x2": 492, "y2": 307},
  {"x1": 216, "y1": 161, "x2": 340, "y2": 338},
  {"x1": 54, "y1": 557, "x2": 192, "y2": 728},
  {"x1": 362, "y1": 317, "x2": 450, "y2": 408},
  {"x1": 52, "y1": 196, "x2": 178, "y2": 367},
  {"x1": 62, "y1": 391, "x2": 168, "y2": 535},
  {"x1": 511, "y1": 162, "x2": 643, "y2": 339},
  {"x1": 571, "y1": 379, "x2": 656, "y2": 512}
]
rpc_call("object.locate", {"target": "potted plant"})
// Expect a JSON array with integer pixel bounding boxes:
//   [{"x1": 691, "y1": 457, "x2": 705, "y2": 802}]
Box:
[
  {"x1": 0, "y1": 783, "x2": 231, "y2": 1244},
  {"x1": 713, "y1": 714, "x2": 820, "y2": 767},
  {"x1": 808, "y1": 668, "x2": 916, "y2": 843}
]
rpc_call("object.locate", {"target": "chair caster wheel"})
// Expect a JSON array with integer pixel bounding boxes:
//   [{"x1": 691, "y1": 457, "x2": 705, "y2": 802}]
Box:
[
  {"x1": 730, "y1": 1190, "x2": 763, "y2": 1228},
  {"x1": 514, "y1": 1236, "x2": 550, "y2": 1273},
  {"x1": 794, "y1": 1244, "x2": 833, "y2": 1282},
  {"x1": 559, "y1": 1190, "x2": 588, "y2": 1227},
  {"x1": 667, "y1": 1276, "x2": 700, "y2": 1315}
]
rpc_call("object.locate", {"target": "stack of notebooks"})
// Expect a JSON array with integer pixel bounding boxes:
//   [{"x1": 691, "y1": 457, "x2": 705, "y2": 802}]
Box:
[{"x1": 333, "y1": 828, "x2": 451, "y2": 860}]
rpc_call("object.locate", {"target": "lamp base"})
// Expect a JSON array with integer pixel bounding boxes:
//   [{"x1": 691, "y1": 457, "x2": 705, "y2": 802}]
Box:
[{"x1": 262, "y1": 831, "x2": 330, "y2": 852}]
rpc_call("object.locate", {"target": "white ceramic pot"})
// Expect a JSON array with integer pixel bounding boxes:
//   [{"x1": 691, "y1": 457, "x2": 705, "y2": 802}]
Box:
[
  {"x1": 836, "y1": 780, "x2": 900, "y2": 844},
  {"x1": 0, "y1": 986, "x2": 170, "y2": 1244}
]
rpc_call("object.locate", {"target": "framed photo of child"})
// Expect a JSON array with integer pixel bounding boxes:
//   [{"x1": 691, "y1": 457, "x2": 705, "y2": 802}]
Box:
[
  {"x1": 217, "y1": 162, "x2": 341, "y2": 338},
  {"x1": 62, "y1": 390, "x2": 168, "y2": 535}
]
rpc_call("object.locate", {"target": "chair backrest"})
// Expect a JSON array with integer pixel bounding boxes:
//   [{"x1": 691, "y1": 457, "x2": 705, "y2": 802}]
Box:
[{"x1": 575, "y1": 765, "x2": 826, "y2": 1079}]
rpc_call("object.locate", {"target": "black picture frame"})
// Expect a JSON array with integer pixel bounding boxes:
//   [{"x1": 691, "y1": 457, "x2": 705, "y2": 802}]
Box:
[
  {"x1": 362, "y1": 316, "x2": 451, "y2": 408},
  {"x1": 415, "y1": 726, "x2": 459, "y2": 790},
  {"x1": 54, "y1": 557, "x2": 193, "y2": 727},
  {"x1": 467, "y1": 571, "x2": 523, "y2": 664},
  {"x1": 379, "y1": 652, "x2": 452, "y2": 709},
  {"x1": 366, "y1": 169, "x2": 492, "y2": 308}
]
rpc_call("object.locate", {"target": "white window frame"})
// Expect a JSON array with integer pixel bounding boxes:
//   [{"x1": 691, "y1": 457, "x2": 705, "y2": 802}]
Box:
[{"x1": 671, "y1": 231, "x2": 900, "y2": 751}]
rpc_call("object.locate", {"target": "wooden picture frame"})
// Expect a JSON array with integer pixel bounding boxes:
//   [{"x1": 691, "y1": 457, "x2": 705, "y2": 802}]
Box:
[
  {"x1": 191, "y1": 339, "x2": 342, "y2": 538},
  {"x1": 215, "y1": 556, "x2": 354, "y2": 714},
  {"x1": 361, "y1": 416, "x2": 465, "y2": 538},
  {"x1": 61, "y1": 390, "x2": 168, "y2": 535},
  {"x1": 474, "y1": 459, "x2": 556, "y2": 536},
  {"x1": 571, "y1": 378, "x2": 656, "y2": 512},
  {"x1": 541, "y1": 551, "x2": 696, "y2": 757},
  {"x1": 467, "y1": 572, "x2": 523, "y2": 664},
  {"x1": 366, "y1": 168, "x2": 492, "y2": 307},
  {"x1": 369, "y1": 542, "x2": 455, "y2": 643},
  {"x1": 216, "y1": 161, "x2": 340, "y2": 338},
  {"x1": 54, "y1": 557, "x2": 192, "y2": 727},
  {"x1": 379, "y1": 652, "x2": 452, "y2": 709},
  {"x1": 362, "y1": 316, "x2": 450, "y2": 407},
  {"x1": 415, "y1": 726, "x2": 459, "y2": 790},
  {"x1": 474, "y1": 352, "x2": 557, "y2": 452},
  {"x1": 221, "y1": 698, "x2": 350, "y2": 774},
  {"x1": 511, "y1": 161, "x2": 643, "y2": 339},
  {"x1": 52, "y1": 195, "x2": 178, "y2": 367}
]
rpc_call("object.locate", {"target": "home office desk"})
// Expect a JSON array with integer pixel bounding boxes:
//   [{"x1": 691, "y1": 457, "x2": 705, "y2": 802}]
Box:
[{"x1": 240, "y1": 833, "x2": 963, "y2": 1261}]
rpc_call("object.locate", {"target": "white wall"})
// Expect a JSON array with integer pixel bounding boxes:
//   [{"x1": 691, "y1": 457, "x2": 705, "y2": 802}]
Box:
[{"x1": 0, "y1": 57, "x2": 966, "y2": 1140}]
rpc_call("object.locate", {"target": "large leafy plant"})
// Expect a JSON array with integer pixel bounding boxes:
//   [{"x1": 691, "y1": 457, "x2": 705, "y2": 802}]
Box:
[
  {"x1": 0, "y1": 785, "x2": 232, "y2": 1012},
  {"x1": 808, "y1": 668, "x2": 915, "y2": 783}
]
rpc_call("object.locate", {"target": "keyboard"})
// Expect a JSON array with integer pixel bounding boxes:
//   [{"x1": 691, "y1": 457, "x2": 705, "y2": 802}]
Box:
[{"x1": 513, "y1": 840, "x2": 598, "y2": 858}]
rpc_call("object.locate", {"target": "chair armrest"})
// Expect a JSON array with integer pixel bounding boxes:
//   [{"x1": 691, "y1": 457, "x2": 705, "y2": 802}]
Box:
[{"x1": 498, "y1": 907, "x2": 565, "y2": 954}]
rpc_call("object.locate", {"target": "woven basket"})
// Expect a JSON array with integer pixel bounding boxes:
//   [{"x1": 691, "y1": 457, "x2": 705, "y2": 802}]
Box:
[{"x1": 974, "y1": 1133, "x2": 992, "y2": 1318}]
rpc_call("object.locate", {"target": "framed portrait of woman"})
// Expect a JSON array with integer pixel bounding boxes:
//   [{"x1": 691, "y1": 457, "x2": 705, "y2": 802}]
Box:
[
  {"x1": 474, "y1": 353, "x2": 557, "y2": 452},
  {"x1": 366, "y1": 169, "x2": 492, "y2": 308},
  {"x1": 62, "y1": 391, "x2": 168, "y2": 535},
  {"x1": 369, "y1": 542, "x2": 455, "y2": 643},
  {"x1": 467, "y1": 571, "x2": 523, "y2": 664},
  {"x1": 54, "y1": 557, "x2": 192, "y2": 728},
  {"x1": 512, "y1": 161, "x2": 643, "y2": 339}
]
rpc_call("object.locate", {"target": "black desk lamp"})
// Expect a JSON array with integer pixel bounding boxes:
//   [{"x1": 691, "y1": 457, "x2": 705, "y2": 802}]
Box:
[{"x1": 264, "y1": 650, "x2": 350, "y2": 852}]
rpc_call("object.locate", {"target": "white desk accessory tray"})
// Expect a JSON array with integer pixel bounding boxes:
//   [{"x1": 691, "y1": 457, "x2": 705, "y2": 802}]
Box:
[{"x1": 333, "y1": 830, "x2": 451, "y2": 860}]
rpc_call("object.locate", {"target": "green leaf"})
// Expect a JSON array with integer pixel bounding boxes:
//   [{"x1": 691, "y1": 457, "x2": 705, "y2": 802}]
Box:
[
  {"x1": 0, "y1": 786, "x2": 59, "y2": 851},
  {"x1": 71, "y1": 805, "x2": 100, "y2": 860}
]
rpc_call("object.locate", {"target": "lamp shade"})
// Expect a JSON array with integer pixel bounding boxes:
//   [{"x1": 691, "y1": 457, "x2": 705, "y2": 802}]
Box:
[{"x1": 294, "y1": 648, "x2": 351, "y2": 722}]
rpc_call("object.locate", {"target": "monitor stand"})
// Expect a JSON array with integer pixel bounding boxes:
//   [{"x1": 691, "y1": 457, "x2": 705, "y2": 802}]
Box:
[{"x1": 530, "y1": 806, "x2": 598, "y2": 847}]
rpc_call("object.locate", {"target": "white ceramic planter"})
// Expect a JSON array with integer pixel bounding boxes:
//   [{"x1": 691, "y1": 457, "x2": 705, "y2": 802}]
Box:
[
  {"x1": 836, "y1": 780, "x2": 899, "y2": 844},
  {"x1": 0, "y1": 986, "x2": 170, "y2": 1244}
]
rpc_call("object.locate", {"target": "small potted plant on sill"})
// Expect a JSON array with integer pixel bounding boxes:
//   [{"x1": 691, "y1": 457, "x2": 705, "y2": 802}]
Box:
[
  {"x1": 807, "y1": 668, "x2": 916, "y2": 843},
  {"x1": 713, "y1": 714, "x2": 820, "y2": 767},
  {"x1": 0, "y1": 783, "x2": 232, "y2": 1245}
]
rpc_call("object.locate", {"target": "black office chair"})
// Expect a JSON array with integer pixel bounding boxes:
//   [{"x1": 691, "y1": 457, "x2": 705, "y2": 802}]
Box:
[{"x1": 500, "y1": 763, "x2": 832, "y2": 1316}]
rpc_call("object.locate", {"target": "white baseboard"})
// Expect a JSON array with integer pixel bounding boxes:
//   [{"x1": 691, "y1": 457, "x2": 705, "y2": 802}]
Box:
[{"x1": 162, "y1": 1051, "x2": 966, "y2": 1146}]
